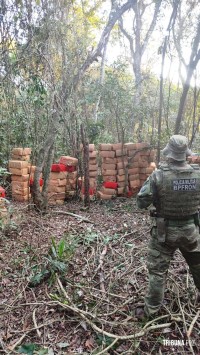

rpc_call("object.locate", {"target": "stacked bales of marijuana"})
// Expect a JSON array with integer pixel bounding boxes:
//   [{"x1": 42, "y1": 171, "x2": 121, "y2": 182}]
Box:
[
  {"x1": 29, "y1": 165, "x2": 43, "y2": 193},
  {"x1": 124, "y1": 143, "x2": 141, "y2": 194},
  {"x1": 9, "y1": 148, "x2": 32, "y2": 202},
  {"x1": 97, "y1": 144, "x2": 117, "y2": 200},
  {"x1": 59, "y1": 156, "x2": 78, "y2": 199},
  {"x1": 0, "y1": 197, "x2": 9, "y2": 226},
  {"x1": 11, "y1": 147, "x2": 31, "y2": 162},
  {"x1": 89, "y1": 144, "x2": 98, "y2": 192},
  {"x1": 137, "y1": 143, "x2": 152, "y2": 186},
  {"x1": 125, "y1": 143, "x2": 156, "y2": 192},
  {"x1": 80, "y1": 144, "x2": 98, "y2": 201},
  {"x1": 187, "y1": 155, "x2": 200, "y2": 164},
  {"x1": 0, "y1": 188, "x2": 8, "y2": 226},
  {"x1": 114, "y1": 143, "x2": 129, "y2": 196},
  {"x1": 0, "y1": 186, "x2": 6, "y2": 198},
  {"x1": 138, "y1": 145, "x2": 156, "y2": 185},
  {"x1": 47, "y1": 163, "x2": 67, "y2": 205}
]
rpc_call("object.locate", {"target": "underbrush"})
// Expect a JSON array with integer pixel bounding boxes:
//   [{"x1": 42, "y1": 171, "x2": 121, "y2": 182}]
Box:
[{"x1": 0, "y1": 200, "x2": 199, "y2": 354}]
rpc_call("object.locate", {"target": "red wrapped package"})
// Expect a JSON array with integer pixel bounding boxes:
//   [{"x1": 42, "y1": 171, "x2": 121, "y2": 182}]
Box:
[
  {"x1": 39, "y1": 178, "x2": 44, "y2": 186},
  {"x1": 81, "y1": 187, "x2": 96, "y2": 195},
  {"x1": 66, "y1": 165, "x2": 76, "y2": 172},
  {"x1": 0, "y1": 186, "x2": 6, "y2": 198},
  {"x1": 127, "y1": 190, "x2": 134, "y2": 197},
  {"x1": 29, "y1": 177, "x2": 34, "y2": 186},
  {"x1": 29, "y1": 178, "x2": 43, "y2": 186},
  {"x1": 103, "y1": 182, "x2": 118, "y2": 189},
  {"x1": 51, "y1": 163, "x2": 67, "y2": 172}
]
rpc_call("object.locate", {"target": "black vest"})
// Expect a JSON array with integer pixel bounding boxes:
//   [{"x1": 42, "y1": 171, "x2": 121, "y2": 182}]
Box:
[{"x1": 156, "y1": 163, "x2": 200, "y2": 218}]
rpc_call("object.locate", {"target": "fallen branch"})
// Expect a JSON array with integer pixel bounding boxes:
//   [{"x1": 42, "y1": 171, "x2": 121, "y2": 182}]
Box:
[
  {"x1": 51, "y1": 210, "x2": 94, "y2": 224},
  {"x1": 171, "y1": 277, "x2": 195, "y2": 355},
  {"x1": 6, "y1": 319, "x2": 60, "y2": 352},
  {"x1": 56, "y1": 277, "x2": 172, "y2": 340},
  {"x1": 7, "y1": 333, "x2": 27, "y2": 353},
  {"x1": 97, "y1": 246, "x2": 108, "y2": 293},
  {"x1": 95, "y1": 338, "x2": 118, "y2": 355},
  {"x1": 32, "y1": 308, "x2": 41, "y2": 338},
  {"x1": 187, "y1": 310, "x2": 200, "y2": 338}
]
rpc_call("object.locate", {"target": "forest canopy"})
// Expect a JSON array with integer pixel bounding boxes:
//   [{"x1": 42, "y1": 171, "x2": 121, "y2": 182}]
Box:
[{"x1": 0, "y1": 0, "x2": 200, "y2": 165}]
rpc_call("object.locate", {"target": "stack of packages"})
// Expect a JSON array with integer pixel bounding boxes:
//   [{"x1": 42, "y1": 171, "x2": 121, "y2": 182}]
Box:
[
  {"x1": 9, "y1": 148, "x2": 32, "y2": 202},
  {"x1": 0, "y1": 188, "x2": 8, "y2": 227},
  {"x1": 80, "y1": 144, "x2": 98, "y2": 201},
  {"x1": 29, "y1": 165, "x2": 43, "y2": 192},
  {"x1": 187, "y1": 155, "x2": 200, "y2": 164},
  {"x1": 125, "y1": 143, "x2": 144, "y2": 194},
  {"x1": 0, "y1": 186, "x2": 6, "y2": 198},
  {"x1": 48, "y1": 162, "x2": 67, "y2": 205},
  {"x1": 0, "y1": 197, "x2": 9, "y2": 227},
  {"x1": 124, "y1": 143, "x2": 156, "y2": 193},
  {"x1": 114, "y1": 143, "x2": 129, "y2": 196},
  {"x1": 59, "y1": 156, "x2": 78, "y2": 199},
  {"x1": 138, "y1": 145, "x2": 156, "y2": 186},
  {"x1": 97, "y1": 144, "x2": 117, "y2": 200}
]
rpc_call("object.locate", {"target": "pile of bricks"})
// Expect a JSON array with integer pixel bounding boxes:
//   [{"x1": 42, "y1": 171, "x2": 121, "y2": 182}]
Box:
[{"x1": 9, "y1": 148, "x2": 32, "y2": 202}]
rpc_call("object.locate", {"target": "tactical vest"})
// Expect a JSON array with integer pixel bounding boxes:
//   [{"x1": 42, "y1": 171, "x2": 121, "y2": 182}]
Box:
[{"x1": 157, "y1": 163, "x2": 200, "y2": 218}]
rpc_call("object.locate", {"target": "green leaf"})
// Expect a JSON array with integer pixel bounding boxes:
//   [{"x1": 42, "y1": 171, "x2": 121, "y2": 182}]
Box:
[
  {"x1": 17, "y1": 343, "x2": 37, "y2": 355},
  {"x1": 28, "y1": 269, "x2": 49, "y2": 287},
  {"x1": 50, "y1": 237, "x2": 57, "y2": 258},
  {"x1": 58, "y1": 240, "x2": 65, "y2": 259}
]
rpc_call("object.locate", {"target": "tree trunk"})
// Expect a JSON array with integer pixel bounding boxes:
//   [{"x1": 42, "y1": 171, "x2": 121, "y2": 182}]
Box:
[
  {"x1": 81, "y1": 124, "x2": 90, "y2": 208},
  {"x1": 73, "y1": 0, "x2": 136, "y2": 91},
  {"x1": 157, "y1": 2, "x2": 179, "y2": 162},
  {"x1": 32, "y1": 128, "x2": 56, "y2": 212},
  {"x1": 94, "y1": 39, "x2": 108, "y2": 121},
  {"x1": 119, "y1": 0, "x2": 162, "y2": 139},
  {"x1": 174, "y1": 19, "x2": 200, "y2": 134}
]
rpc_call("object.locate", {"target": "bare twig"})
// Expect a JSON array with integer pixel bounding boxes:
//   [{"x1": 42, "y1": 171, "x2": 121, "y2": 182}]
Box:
[
  {"x1": 95, "y1": 338, "x2": 118, "y2": 355},
  {"x1": 51, "y1": 210, "x2": 94, "y2": 223},
  {"x1": 56, "y1": 277, "x2": 172, "y2": 340},
  {"x1": 187, "y1": 310, "x2": 200, "y2": 338},
  {"x1": 32, "y1": 308, "x2": 42, "y2": 338}
]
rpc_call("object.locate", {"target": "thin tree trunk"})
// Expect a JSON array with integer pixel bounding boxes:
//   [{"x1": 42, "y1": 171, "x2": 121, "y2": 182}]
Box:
[
  {"x1": 32, "y1": 127, "x2": 56, "y2": 212},
  {"x1": 72, "y1": 0, "x2": 136, "y2": 91},
  {"x1": 94, "y1": 39, "x2": 108, "y2": 121},
  {"x1": 189, "y1": 82, "x2": 200, "y2": 147},
  {"x1": 174, "y1": 19, "x2": 200, "y2": 134},
  {"x1": 157, "y1": 2, "x2": 179, "y2": 163},
  {"x1": 80, "y1": 124, "x2": 90, "y2": 208}
]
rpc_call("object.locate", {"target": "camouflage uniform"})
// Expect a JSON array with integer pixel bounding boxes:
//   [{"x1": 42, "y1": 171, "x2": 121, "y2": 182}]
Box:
[{"x1": 137, "y1": 135, "x2": 200, "y2": 317}]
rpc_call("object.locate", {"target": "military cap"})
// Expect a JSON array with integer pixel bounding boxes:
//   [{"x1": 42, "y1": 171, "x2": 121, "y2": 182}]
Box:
[{"x1": 162, "y1": 135, "x2": 192, "y2": 161}]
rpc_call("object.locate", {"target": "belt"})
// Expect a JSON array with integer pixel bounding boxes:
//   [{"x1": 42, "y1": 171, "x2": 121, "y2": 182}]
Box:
[{"x1": 167, "y1": 218, "x2": 194, "y2": 226}]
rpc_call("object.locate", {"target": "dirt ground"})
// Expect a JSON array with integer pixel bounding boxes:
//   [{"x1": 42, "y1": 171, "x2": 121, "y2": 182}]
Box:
[{"x1": 0, "y1": 197, "x2": 200, "y2": 355}]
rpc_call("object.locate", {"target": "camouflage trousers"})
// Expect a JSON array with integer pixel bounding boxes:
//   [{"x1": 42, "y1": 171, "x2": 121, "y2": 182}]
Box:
[{"x1": 145, "y1": 221, "x2": 200, "y2": 317}]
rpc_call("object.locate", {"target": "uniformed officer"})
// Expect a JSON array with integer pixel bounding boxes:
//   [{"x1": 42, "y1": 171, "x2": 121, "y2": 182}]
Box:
[{"x1": 136, "y1": 135, "x2": 200, "y2": 318}]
